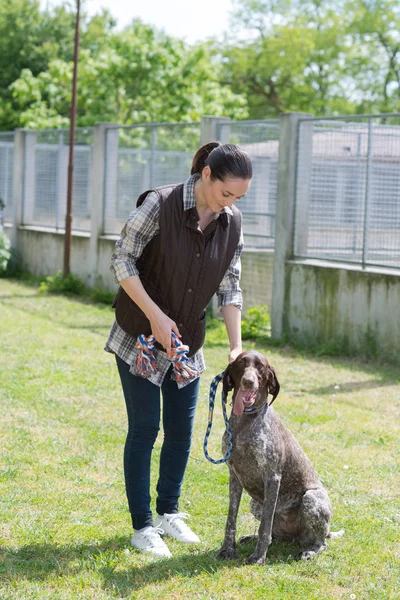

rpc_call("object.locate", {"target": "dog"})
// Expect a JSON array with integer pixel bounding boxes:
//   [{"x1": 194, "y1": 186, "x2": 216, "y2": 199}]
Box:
[{"x1": 217, "y1": 350, "x2": 343, "y2": 564}]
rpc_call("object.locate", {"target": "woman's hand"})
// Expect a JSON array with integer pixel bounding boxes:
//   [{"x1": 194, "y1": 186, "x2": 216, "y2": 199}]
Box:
[
  {"x1": 120, "y1": 276, "x2": 181, "y2": 353},
  {"x1": 148, "y1": 308, "x2": 181, "y2": 354}
]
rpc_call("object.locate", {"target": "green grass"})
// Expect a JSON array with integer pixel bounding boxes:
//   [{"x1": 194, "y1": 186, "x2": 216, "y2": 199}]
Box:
[{"x1": 0, "y1": 278, "x2": 399, "y2": 600}]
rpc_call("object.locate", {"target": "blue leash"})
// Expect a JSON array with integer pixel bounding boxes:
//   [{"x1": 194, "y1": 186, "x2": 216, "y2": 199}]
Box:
[{"x1": 203, "y1": 371, "x2": 233, "y2": 464}]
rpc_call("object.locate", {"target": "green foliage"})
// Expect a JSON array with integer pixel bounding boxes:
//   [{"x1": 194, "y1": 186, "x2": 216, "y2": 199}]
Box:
[
  {"x1": 6, "y1": 15, "x2": 247, "y2": 129},
  {"x1": 221, "y1": 0, "x2": 400, "y2": 117},
  {"x1": 205, "y1": 305, "x2": 271, "y2": 345},
  {"x1": 205, "y1": 315, "x2": 227, "y2": 346},
  {"x1": 38, "y1": 270, "x2": 86, "y2": 296},
  {"x1": 0, "y1": 231, "x2": 11, "y2": 274},
  {"x1": 90, "y1": 287, "x2": 115, "y2": 305},
  {"x1": 241, "y1": 304, "x2": 271, "y2": 339},
  {"x1": 37, "y1": 270, "x2": 116, "y2": 305},
  {"x1": 2, "y1": 0, "x2": 400, "y2": 128}
]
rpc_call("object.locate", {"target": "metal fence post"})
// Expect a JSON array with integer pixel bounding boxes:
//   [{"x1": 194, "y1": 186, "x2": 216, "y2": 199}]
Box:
[
  {"x1": 294, "y1": 118, "x2": 313, "y2": 256},
  {"x1": 88, "y1": 123, "x2": 113, "y2": 284},
  {"x1": 10, "y1": 129, "x2": 26, "y2": 249},
  {"x1": 150, "y1": 125, "x2": 157, "y2": 188},
  {"x1": 102, "y1": 125, "x2": 119, "y2": 235},
  {"x1": 362, "y1": 118, "x2": 373, "y2": 268},
  {"x1": 271, "y1": 112, "x2": 313, "y2": 339},
  {"x1": 56, "y1": 131, "x2": 65, "y2": 231},
  {"x1": 21, "y1": 130, "x2": 36, "y2": 227},
  {"x1": 200, "y1": 115, "x2": 230, "y2": 144}
]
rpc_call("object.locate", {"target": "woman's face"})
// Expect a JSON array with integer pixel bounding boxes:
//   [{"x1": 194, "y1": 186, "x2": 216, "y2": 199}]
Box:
[{"x1": 201, "y1": 166, "x2": 251, "y2": 213}]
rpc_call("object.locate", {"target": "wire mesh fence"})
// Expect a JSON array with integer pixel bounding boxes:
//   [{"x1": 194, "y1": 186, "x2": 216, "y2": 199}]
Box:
[
  {"x1": 103, "y1": 122, "x2": 201, "y2": 235},
  {"x1": 23, "y1": 128, "x2": 93, "y2": 231},
  {"x1": 294, "y1": 115, "x2": 400, "y2": 269},
  {"x1": 217, "y1": 120, "x2": 280, "y2": 311},
  {"x1": 0, "y1": 132, "x2": 14, "y2": 224},
  {"x1": 217, "y1": 120, "x2": 280, "y2": 250}
]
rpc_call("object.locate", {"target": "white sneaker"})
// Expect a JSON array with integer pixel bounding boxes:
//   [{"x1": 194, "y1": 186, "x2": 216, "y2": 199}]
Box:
[
  {"x1": 130, "y1": 526, "x2": 172, "y2": 558},
  {"x1": 154, "y1": 512, "x2": 200, "y2": 543}
]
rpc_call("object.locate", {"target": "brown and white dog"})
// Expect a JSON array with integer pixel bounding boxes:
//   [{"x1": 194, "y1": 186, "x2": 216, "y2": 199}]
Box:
[{"x1": 218, "y1": 350, "x2": 343, "y2": 564}]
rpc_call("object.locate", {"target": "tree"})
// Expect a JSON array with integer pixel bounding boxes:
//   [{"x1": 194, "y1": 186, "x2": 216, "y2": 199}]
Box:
[
  {"x1": 222, "y1": 0, "x2": 400, "y2": 116},
  {"x1": 10, "y1": 21, "x2": 247, "y2": 129},
  {"x1": 0, "y1": 0, "x2": 117, "y2": 130},
  {"x1": 222, "y1": 0, "x2": 356, "y2": 117},
  {"x1": 347, "y1": 0, "x2": 400, "y2": 112}
]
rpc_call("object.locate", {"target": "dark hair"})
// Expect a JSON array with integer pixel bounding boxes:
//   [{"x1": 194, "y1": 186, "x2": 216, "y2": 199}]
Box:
[{"x1": 191, "y1": 141, "x2": 253, "y2": 181}]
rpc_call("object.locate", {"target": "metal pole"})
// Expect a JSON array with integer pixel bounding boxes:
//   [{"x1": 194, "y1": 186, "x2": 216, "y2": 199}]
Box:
[
  {"x1": 352, "y1": 132, "x2": 361, "y2": 254},
  {"x1": 56, "y1": 131, "x2": 64, "y2": 231},
  {"x1": 150, "y1": 125, "x2": 157, "y2": 188},
  {"x1": 362, "y1": 119, "x2": 373, "y2": 268},
  {"x1": 63, "y1": 0, "x2": 81, "y2": 278}
]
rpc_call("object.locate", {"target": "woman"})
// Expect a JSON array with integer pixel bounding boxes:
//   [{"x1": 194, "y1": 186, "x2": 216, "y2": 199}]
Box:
[{"x1": 105, "y1": 141, "x2": 252, "y2": 558}]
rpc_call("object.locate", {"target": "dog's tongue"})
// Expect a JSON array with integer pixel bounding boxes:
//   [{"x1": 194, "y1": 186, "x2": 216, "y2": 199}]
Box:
[{"x1": 233, "y1": 390, "x2": 257, "y2": 416}]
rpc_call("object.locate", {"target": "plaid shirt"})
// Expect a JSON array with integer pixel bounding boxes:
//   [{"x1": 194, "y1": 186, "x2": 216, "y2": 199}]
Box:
[{"x1": 104, "y1": 174, "x2": 243, "y2": 388}]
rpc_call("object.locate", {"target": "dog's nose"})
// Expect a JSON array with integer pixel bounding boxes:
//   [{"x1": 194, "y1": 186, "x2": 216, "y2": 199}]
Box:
[{"x1": 242, "y1": 374, "x2": 257, "y2": 387}]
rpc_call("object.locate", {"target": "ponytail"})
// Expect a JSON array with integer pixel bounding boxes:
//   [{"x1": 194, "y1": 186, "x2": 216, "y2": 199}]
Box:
[
  {"x1": 191, "y1": 142, "x2": 221, "y2": 175},
  {"x1": 191, "y1": 141, "x2": 253, "y2": 181}
]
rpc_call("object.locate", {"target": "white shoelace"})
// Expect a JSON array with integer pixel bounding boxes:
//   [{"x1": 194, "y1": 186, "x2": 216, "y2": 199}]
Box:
[
  {"x1": 142, "y1": 525, "x2": 166, "y2": 547},
  {"x1": 166, "y1": 512, "x2": 192, "y2": 532}
]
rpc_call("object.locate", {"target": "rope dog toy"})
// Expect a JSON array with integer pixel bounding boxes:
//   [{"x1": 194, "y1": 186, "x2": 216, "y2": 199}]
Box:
[
  {"x1": 203, "y1": 371, "x2": 233, "y2": 464},
  {"x1": 135, "y1": 332, "x2": 199, "y2": 384}
]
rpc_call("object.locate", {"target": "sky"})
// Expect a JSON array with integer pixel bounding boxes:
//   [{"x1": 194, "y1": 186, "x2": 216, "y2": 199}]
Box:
[{"x1": 41, "y1": 0, "x2": 235, "y2": 44}]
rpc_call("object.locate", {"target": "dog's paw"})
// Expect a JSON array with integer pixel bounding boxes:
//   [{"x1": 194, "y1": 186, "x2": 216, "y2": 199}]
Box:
[
  {"x1": 245, "y1": 552, "x2": 265, "y2": 566},
  {"x1": 295, "y1": 549, "x2": 315, "y2": 561},
  {"x1": 217, "y1": 546, "x2": 237, "y2": 560},
  {"x1": 296, "y1": 542, "x2": 327, "y2": 561},
  {"x1": 239, "y1": 534, "x2": 258, "y2": 546}
]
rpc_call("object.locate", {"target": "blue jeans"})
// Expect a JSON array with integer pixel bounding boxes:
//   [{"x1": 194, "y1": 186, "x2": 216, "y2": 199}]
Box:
[{"x1": 116, "y1": 355, "x2": 200, "y2": 531}]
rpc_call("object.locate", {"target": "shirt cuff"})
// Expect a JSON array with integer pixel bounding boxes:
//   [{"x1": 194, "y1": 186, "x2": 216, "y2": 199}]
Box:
[
  {"x1": 110, "y1": 260, "x2": 139, "y2": 284},
  {"x1": 217, "y1": 290, "x2": 243, "y2": 311}
]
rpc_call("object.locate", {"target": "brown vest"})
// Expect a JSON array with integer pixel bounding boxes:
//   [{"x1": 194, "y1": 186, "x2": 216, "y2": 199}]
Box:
[{"x1": 112, "y1": 183, "x2": 241, "y2": 356}]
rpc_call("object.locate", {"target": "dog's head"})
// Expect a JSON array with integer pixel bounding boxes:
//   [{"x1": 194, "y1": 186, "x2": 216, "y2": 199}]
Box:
[{"x1": 222, "y1": 351, "x2": 280, "y2": 416}]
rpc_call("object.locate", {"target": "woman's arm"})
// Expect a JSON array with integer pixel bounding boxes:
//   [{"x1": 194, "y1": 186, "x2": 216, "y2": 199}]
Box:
[
  {"x1": 221, "y1": 304, "x2": 242, "y2": 363},
  {"x1": 217, "y1": 227, "x2": 244, "y2": 363},
  {"x1": 111, "y1": 192, "x2": 179, "y2": 353}
]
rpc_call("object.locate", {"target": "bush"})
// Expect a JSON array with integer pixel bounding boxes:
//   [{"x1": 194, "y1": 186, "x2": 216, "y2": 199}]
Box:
[
  {"x1": 0, "y1": 231, "x2": 11, "y2": 275},
  {"x1": 90, "y1": 286, "x2": 115, "y2": 305},
  {"x1": 38, "y1": 270, "x2": 115, "y2": 306},
  {"x1": 39, "y1": 270, "x2": 86, "y2": 295},
  {"x1": 241, "y1": 304, "x2": 270, "y2": 340}
]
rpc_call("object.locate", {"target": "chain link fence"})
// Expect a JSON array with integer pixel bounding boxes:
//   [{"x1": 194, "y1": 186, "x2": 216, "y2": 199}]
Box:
[
  {"x1": 103, "y1": 122, "x2": 201, "y2": 235},
  {"x1": 217, "y1": 120, "x2": 280, "y2": 311},
  {"x1": 23, "y1": 128, "x2": 93, "y2": 231},
  {"x1": 217, "y1": 120, "x2": 279, "y2": 250},
  {"x1": 294, "y1": 115, "x2": 400, "y2": 269},
  {"x1": 0, "y1": 132, "x2": 14, "y2": 224}
]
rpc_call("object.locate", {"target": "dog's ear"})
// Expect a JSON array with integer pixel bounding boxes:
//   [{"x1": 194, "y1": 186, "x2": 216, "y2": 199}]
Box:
[
  {"x1": 267, "y1": 365, "x2": 280, "y2": 404},
  {"x1": 222, "y1": 364, "x2": 234, "y2": 398}
]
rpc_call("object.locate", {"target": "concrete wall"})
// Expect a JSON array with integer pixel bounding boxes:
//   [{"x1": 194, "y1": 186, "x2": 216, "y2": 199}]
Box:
[
  {"x1": 270, "y1": 112, "x2": 400, "y2": 364},
  {"x1": 6, "y1": 224, "x2": 275, "y2": 314},
  {"x1": 284, "y1": 260, "x2": 400, "y2": 362}
]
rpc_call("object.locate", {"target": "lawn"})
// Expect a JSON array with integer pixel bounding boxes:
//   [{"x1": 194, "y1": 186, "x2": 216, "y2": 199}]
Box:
[{"x1": 0, "y1": 279, "x2": 399, "y2": 600}]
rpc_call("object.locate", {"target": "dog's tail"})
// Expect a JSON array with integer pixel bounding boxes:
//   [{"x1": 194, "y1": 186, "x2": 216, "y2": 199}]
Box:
[{"x1": 327, "y1": 529, "x2": 345, "y2": 539}]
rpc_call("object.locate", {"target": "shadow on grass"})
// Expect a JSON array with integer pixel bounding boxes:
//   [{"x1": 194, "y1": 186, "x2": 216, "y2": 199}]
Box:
[
  {"x1": 249, "y1": 338, "x2": 400, "y2": 383},
  {"x1": 0, "y1": 536, "x2": 297, "y2": 596},
  {"x1": 2, "y1": 281, "x2": 400, "y2": 383},
  {"x1": 309, "y1": 378, "x2": 396, "y2": 395},
  {"x1": 0, "y1": 295, "x2": 111, "y2": 335}
]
